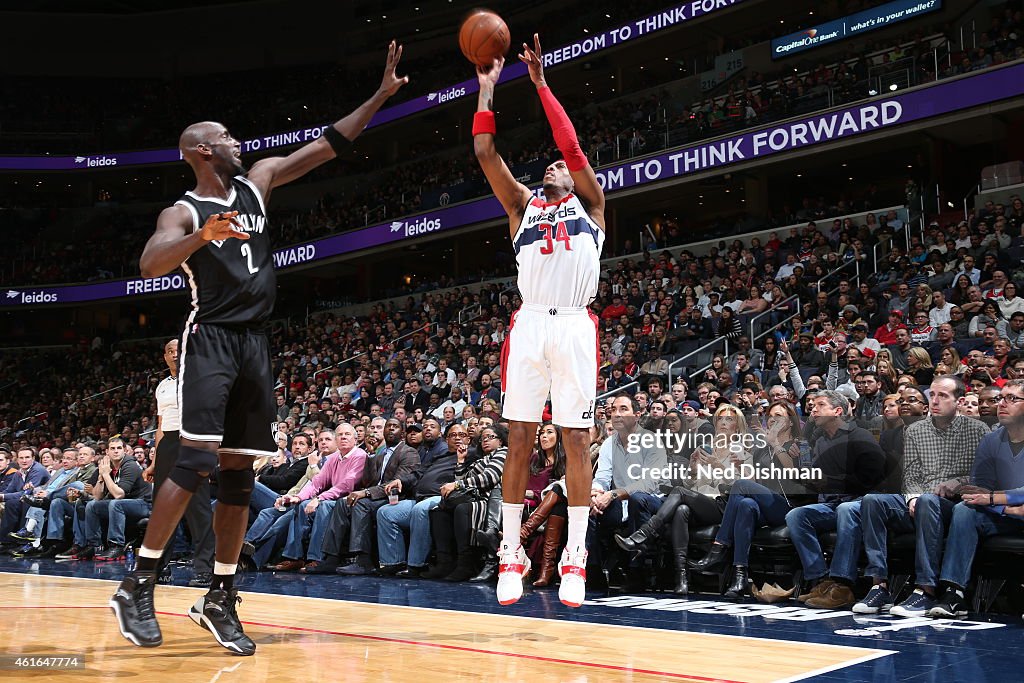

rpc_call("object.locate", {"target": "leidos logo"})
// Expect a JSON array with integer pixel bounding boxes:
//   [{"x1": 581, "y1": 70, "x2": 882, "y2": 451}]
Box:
[
  {"x1": 10, "y1": 290, "x2": 57, "y2": 303},
  {"x1": 394, "y1": 217, "x2": 442, "y2": 237},
  {"x1": 74, "y1": 155, "x2": 118, "y2": 167},
  {"x1": 429, "y1": 86, "x2": 466, "y2": 104}
]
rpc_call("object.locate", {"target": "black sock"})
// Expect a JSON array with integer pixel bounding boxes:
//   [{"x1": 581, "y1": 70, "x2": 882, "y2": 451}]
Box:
[
  {"x1": 136, "y1": 556, "x2": 159, "y2": 572},
  {"x1": 211, "y1": 573, "x2": 234, "y2": 592}
]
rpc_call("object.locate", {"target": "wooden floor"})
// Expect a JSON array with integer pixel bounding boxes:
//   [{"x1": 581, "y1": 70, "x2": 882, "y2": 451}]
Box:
[{"x1": 0, "y1": 573, "x2": 892, "y2": 682}]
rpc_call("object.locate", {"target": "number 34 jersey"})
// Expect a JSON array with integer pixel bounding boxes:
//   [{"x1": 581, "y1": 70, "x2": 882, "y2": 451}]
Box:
[
  {"x1": 511, "y1": 193, "x2": 605, "y2": 309},
  {"x1": 173, "y1": 175, "x2": 276, "y2": 327}
]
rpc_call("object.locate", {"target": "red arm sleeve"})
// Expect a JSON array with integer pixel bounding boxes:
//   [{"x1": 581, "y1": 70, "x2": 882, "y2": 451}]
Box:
[{"x1": 537, "y1": 86, "x2": 588, "y2": 172}]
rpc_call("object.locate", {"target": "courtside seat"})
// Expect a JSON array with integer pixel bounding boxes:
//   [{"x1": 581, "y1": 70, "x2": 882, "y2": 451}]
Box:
[
  {"x1": 972, "y1": 533, "x2": 1024, "y2": 613},
  {"x1": 753, "y1": 525, "x2": 793, "y2": 545},
  {"x1": 979, "y1": 533, "x2": 1024, "y2": 554}
]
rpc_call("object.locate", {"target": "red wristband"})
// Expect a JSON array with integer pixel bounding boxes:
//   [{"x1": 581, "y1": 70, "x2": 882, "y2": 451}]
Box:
[{"x1": 472, "y1": 111, "x2": 496, "y2": 136}]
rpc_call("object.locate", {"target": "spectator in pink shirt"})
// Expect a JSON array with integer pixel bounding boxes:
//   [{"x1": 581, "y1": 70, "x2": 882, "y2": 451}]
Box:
[{"x1": 269, "y1": 423, "x2": 367, "y2": 572}]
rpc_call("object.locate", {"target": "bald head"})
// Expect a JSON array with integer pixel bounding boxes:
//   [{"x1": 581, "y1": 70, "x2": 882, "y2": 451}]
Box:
[
  {"x1": 179, "y1": 121, "x2": 242, "y2": 174},
  {"x1": 179, "y1": 121, "x2": 223, "y2": 153}
]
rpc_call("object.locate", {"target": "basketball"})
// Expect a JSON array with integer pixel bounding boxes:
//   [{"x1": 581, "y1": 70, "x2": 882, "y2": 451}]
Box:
[{"x1": 458, "y1": 9, "x2": 510, "y2": 67}]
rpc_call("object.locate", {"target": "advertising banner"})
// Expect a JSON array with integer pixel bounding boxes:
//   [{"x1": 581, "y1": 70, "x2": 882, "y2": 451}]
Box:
[
  {"x1": 0, "y1": 0, "x2": 747, "y2": 171},
  {"x1": 5, "y1": 61, "x2": 1023, "y2": 308},
  {"x1": 771, "y1": 0, "x2": 942, "y2": 59}
]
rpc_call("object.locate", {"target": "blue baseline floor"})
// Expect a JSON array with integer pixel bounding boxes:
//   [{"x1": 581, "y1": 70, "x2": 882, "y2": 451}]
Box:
[{"x1": 2, "y1": 554, "x2": 1021, "y2": 682}]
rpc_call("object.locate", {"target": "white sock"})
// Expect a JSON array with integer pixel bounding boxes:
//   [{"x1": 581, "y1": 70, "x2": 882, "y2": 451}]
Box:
[
  {"x1": 501, "y1": 503, "x2": 524, "y2": 548},
  {"x1": 567, "y1": 506, "x2": 589, "y2": 552},
  {"x1": 25, "y1": 518, "x2": 37, "y2": 533},
  {"x1": 138, "y1": 545, "x2": 163, "y2": 559},
  {"x1": 214, "y1": 562, "x2": 237, "y2": 575}
]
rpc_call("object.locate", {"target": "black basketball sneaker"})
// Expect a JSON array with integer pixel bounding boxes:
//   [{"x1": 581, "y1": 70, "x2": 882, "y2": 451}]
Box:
[
  {"x1": 109, "y1": 573, "x2": 163, "y2": 647},
  {"x1": 188, "y1": 589, "x2": 256, "y2": 656}
]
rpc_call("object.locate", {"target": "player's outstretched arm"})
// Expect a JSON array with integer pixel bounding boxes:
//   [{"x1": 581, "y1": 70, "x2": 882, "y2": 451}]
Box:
[
  {"x1": 519, "y1": 34, "x2": 605, "y2": 229},
  {"x1": 246, "y1": 41, "x2": 409, "y2": 201},
  {"x1": 472, "y1": 57, "x2": 532, "y2": 220},
  {"x1": 140, "y1": 208, "x2": 248, "y2": 278}
]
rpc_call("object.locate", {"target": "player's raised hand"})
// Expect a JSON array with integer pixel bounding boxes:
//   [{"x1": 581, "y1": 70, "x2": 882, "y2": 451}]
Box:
[
  {"x1": 518, "y1": 33, "x2": 546, "y2": 87},
  {"x1": 476, "y1": 56, "x2": 504, "y2": 87},
  {"x1": 379, "y1": 40, "x2": 409, "y2": 97},
  {"x1": 200, "y1": 211, "x2": 249, "y2": 242}
]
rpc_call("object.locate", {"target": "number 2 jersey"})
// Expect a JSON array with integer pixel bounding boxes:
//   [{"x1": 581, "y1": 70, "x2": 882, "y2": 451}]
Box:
[
  {"x1": 511, "y1": 193, "x2": 604, "y2": 308},
  {"x1": 173, "y1": 175, "x2": 276, "y2": 327}
]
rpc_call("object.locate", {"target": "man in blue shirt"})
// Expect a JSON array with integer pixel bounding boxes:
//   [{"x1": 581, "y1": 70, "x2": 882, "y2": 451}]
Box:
[
  {"x1": 926, "y1": 378, "x2": 1024, "y2": 618},
  {"x1": 1, "y1": 446, "x2": 51, "y2": 538}
]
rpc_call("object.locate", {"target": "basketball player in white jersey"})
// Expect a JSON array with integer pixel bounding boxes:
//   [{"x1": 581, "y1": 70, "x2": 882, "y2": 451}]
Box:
[{"x1": 473, "y1": 34, "x2": 605, "y2": 607}]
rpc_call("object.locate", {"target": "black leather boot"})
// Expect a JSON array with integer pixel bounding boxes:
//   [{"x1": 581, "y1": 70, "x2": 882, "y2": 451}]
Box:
[
  {"x1": 724, "y1": 565, "x2": 751, "y2": 599},
  {"x1": 613, "y1": 516, "x2": 664, "y2": 553},
  {"x1": 689, "y1": 543, "x2": 729, "y2": 573},
  {"x1": 672, "y1": 550, "x2": 689, "y2": 596},
  {"x1": 468, "y1": 554, "x2": 498, "y2": 583}
]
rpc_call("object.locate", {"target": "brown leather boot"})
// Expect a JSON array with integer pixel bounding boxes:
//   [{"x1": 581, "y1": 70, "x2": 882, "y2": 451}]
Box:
[
  {"x1": 532, "y1": 515, "x2": 566, "y2": 587},
  {"x1": 520, "y1": 490, "x2": 559, "y2": 544}
]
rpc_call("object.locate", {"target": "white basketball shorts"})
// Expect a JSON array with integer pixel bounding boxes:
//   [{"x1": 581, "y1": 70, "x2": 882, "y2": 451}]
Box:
[{"x1": 500, "y1": 303, "x2": 599, "y2": 428}]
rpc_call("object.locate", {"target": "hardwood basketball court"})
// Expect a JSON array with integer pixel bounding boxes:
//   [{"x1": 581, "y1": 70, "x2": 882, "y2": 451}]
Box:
[{"x1": 1, "y1": 572, "x2": 893, "y2": 682}]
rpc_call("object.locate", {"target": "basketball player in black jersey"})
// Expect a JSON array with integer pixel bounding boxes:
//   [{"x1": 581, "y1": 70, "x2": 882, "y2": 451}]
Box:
[{"x1": 110, "y1": 42, "x2": 407, "y2": 654}]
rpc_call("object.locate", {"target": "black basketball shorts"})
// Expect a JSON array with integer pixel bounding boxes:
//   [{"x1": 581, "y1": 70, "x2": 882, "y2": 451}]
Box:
[{"x1": 178, "y1": 322, "x2": 276, "y2": 456}]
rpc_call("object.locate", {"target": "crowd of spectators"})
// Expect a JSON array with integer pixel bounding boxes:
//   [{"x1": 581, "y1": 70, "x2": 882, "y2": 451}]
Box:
[
  {"x1": 1, "y1": 0, "x2": 902, "y2": 155},
  {"x1": 5, "y1": 0, "x2": 1020, "y2": 290},
  {"x1": 4, "y1": 187, "x2": 1024, "y2": 616}
]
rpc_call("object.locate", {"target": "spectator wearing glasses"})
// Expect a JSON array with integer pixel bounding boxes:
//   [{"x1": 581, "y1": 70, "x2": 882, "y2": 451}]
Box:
[
  {"x1": 949, "y1": 305, "x2": 971, "y2": 338},
  {"x1": 910, "y1": 311, "x2": 936, "y2": 345},
  {"x1": 924, "y1": 380, "x2": 1024, "y2": 618},
  {"x1": 426, "y1": 423, "x2": 507, "y2": 582}
]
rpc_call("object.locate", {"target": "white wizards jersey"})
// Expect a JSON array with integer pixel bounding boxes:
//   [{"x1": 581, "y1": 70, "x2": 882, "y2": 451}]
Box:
[{"x1": 512, "y1": 194, "x2": 604, "y2": 308}]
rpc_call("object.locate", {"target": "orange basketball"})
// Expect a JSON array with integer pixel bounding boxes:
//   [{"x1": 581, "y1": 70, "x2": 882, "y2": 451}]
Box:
[{"x1": 458, "y1": 9, "x2": 510, "y2": 67}]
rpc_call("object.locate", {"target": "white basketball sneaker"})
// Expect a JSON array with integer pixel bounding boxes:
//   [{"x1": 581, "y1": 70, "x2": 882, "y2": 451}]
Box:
[
  {"x1": 558, "y1": 545, "x2": 588, "y2": 608},
  {"x1": 496, "y1": 542, "x2": 530, "y2": 606}
]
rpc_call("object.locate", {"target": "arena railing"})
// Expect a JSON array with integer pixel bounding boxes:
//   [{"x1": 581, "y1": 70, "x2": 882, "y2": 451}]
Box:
[
  {"x1": 816, "y1": 258, "x2": 861, "y2": 296},
  {"x1": 666, "y1": 337, "x2": 731, "y2": 387},
  {"x1": 596, "y1": 381, "x2": 640, "y2": 403},
  {"x1": 328, "y1": 203, "x2": 908, "y2": 319},
  {"x1": 747, "y1": 293, "x2": 799, "y2": 342},
  {"x1": 311, "y1": 323, "x2": 431, "y2": 383}
]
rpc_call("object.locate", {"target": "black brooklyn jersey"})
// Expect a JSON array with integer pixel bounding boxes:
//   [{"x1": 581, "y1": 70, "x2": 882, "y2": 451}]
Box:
[{"x1": 174, "y1": 175, "x2": 276, "y2": 326}]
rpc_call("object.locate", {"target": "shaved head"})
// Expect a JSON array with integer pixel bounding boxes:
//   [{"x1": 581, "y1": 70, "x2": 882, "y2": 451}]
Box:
[
  {"x1": 179, "y1": 121, "x2": 223, "y2": 152},
  {"x1": 178, "y1": 121, "x2": 243, "y2": 175}
]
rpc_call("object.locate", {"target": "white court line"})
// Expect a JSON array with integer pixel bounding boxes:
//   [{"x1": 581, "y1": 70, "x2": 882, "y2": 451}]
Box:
[{"x1": 773, "y1": 649, "x2": 894, "y2": 683}]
